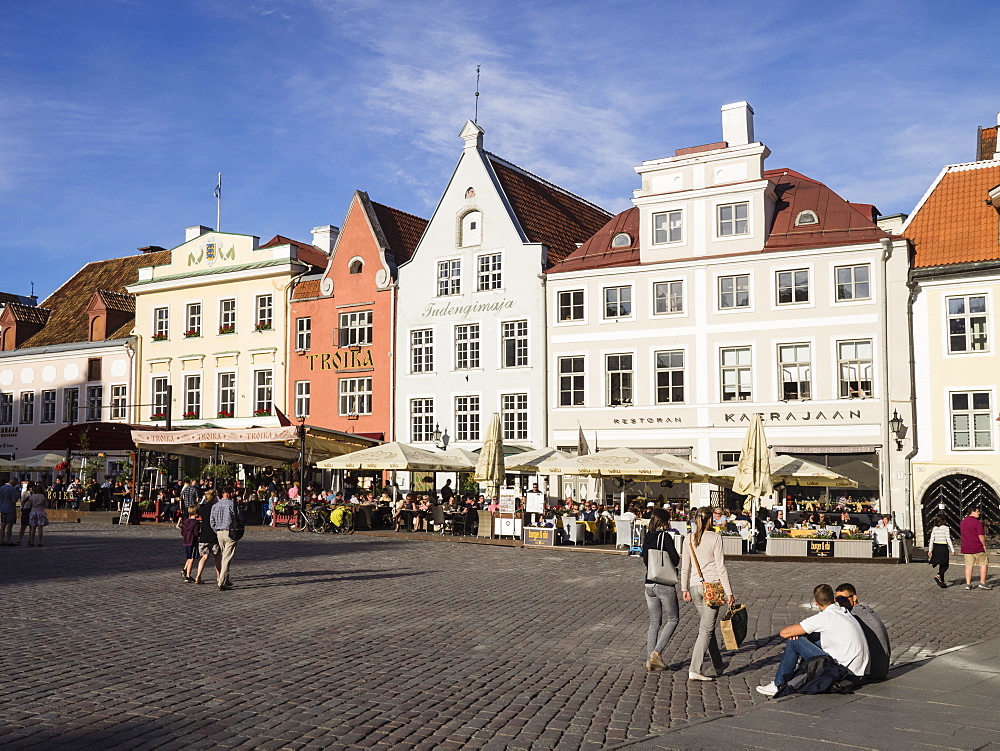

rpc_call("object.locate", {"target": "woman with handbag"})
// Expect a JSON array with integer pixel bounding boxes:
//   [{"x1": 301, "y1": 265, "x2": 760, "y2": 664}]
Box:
[
  {"x1": 681, "y1": 506, "x2": 736, "y2": 681},
  {"x1": 927, "y1": 515, "x2": 954, "y2": 588},
  {"x1": 640, "y1": 509, "x2": 681, "y2": 671}
]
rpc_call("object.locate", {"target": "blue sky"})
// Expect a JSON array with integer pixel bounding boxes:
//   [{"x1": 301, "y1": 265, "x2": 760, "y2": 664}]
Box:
[{"x1": 2, "y1": 0, "x2": 998, "y2": 300}]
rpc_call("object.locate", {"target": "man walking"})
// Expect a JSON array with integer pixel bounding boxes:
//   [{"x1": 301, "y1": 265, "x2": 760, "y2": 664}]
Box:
[
  {"x1": 960, "y1": 506, "x2": 990, "y2": 590},
  {"x1": 757, "y1": 584, "x2": 868, "y2": 697},
  {"x1": 181, "y1": 478, "x2": 200, "y2": 508},
  {"x1": 0, "y1": 478, "x2": 18, "y2": 545},
  {"x1": 210, "y1": 490, "x2": 240, "y2": 591}
]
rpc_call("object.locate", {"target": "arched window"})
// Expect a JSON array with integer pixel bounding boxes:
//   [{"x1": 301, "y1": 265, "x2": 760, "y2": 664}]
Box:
[
  {"x1": 460, "y1": 210, "x2": 482, "y2": 247},
  {"x1": 611, "y1": 232, "x2": 631, "y2": 248},
  {"x1": 348, "y1": 258, "x2": 364, "y2": 274},
  {"x1": 90, "y1": 316, "x2": 105, "y2": 342},
  {"x1": 795, "y1": 210, "x2": 819, "y2": 226}
]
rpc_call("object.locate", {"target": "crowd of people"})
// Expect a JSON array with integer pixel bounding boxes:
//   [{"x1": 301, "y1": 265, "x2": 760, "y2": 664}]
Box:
[{"x1": 0, "y1": 478, "x2": 49, "y2": 547}]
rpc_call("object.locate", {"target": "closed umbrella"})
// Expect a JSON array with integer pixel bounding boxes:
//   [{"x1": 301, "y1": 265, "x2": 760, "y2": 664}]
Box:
[
  {"x1": 475, "y1": 413, "x2": 505, "y2": 499},
  {"x1": 731, "y1": 414, "x2": 772, "y2": 539}
]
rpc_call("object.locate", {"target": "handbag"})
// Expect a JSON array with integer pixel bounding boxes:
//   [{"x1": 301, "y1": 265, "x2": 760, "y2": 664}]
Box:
[
  {"x1": 720, "y1": 603, "x2": 748, "y2": 649},
  {"x1": 646, "y1": 531, "x2": 678, "y2": 585},
  {"x1": 689, "y1": 539, "x2": 727, "y2": 607}
]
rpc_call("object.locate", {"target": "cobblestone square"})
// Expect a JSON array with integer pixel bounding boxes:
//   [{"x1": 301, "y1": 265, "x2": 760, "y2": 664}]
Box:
[{"x1": 3, "y1": 525, "x2": 999, "y2": 749}]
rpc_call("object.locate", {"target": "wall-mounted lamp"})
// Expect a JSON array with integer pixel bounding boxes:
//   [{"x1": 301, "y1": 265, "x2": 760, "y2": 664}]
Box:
[
  {"x1": 432, "y1": 423, "x2": 450, "y2": 451},
  {"x1": 888, "y1": 409, "x2": 905, "y2": 451}
]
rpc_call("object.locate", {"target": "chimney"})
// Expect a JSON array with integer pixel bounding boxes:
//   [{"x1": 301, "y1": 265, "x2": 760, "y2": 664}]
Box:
[
  {"x1": 137, "y1": 245, "x2": 166, "y2": 254},
  {"x1": 311, "y1": 225, "x2": 340, "y2": 253},
  {"x1": 185, "y1": 225, "x2": 213, "y2": 241},
  {"x1": 721, "y1": 102, "x2": 754, "y2": 147}
]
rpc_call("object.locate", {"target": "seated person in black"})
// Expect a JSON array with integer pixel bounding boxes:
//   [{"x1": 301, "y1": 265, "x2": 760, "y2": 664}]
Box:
[{"x1": 835, "y1": 582, "x2": 890, "y2": 682}]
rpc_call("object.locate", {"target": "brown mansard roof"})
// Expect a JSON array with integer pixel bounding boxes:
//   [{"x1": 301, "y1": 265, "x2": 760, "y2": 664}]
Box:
[
  {"x1": 11, "y1": 250, "x2": 171, "y2": 348},
  {"x1": 259, "y1": 235, "x2": 329, "y2": 270},
  {"x1": 548, "y1": 207, "x2": 641, "y2": 273},
  {"x1": 485, "y1": 153, "x2": 612, "y2": 263}
]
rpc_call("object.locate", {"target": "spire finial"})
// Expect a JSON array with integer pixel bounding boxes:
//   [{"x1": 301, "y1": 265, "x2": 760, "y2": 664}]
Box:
[{"x1": 474, "y1": 65, "x2": 481, "y2": 124}]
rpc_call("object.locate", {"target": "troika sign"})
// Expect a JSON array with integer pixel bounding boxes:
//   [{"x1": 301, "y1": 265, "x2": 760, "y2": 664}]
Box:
[{"x1": 304, "y1": 349, "x2": 375, "y2": 371}]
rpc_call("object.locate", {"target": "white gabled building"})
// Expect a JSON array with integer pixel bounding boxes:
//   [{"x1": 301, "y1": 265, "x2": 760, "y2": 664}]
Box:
[
  {"x1": 394, "y1": 122, "x2": 610, "y2": 475},
  {"x1": 546, "y1": 103, "x2": 914, "y2": 521}
]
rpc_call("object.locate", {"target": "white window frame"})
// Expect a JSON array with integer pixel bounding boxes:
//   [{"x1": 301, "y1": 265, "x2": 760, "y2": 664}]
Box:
[
  {"x1": 455, "y1": 395, "x2": 481, "y2": 442},
  {"x1": 460, "y1": 211, "x2": 482, "y2": 247},
  {"x1": 652, "y1": 209, "x2": 683, "y2": 245},
  {"x1": 603, "y1": 285, "x2": 633, "y2": 319},
  {"x1": 437, "y1": 259, "x2": 461, "y2": 296},
  {"x1": 476, "y1": 253, "x2": 502, "y2": 291},
  {"x1": 501, "y1": 393, "x2": 528, "y2": 441},
  {"x1": 835, "y1": 264, "x2": 871, "y2": 302},
  {"x1": 183, "y1": 375, "x2": 201, "y2": 419},
  {"x1": 605, "y1": 353, "x2": 634, "y2": 407},
  {"x1": 950, "y1": 391, "x2": 993, "y2": 450},
  {"x1": 0, "y1": 393, "x2": 12, "y2": 425},
  {"x1": 255, "y1": 294, "x2": 274, "y2": 330},
  {"x1": 185, "y1": 302, "x2": 202, "y2": 336},
  {"x1": 837, "y1": 340, "x2": 873, "y2": 399},
  {"x1": 63, "y1": 387, "x2": 80, "y2": 423},
  {"x1": 501, "y1": 320, "x2": 529, "y2": 368},
  {"x1": 85, "y1": 384, "x2": 103, "y2": 422},
  {"x1": 153, "y1": 307, "x2": 169, "y2": 339},
  {"x1": 254, "y1": 369, "x2": 273, "y2": 416},
  {"x1": 295, "y1": 317, "x2": 312, "y2": 351},
  {"x1": 19, "y1": 392, "x2": 34, "y2": 424},
  {"x1": 776, "y1": 268, "x2": 810, "y2": 305},
  {"x1": 778, "y1": 343, "x2": 812, "y2": 401},
  {"x1": 557, "y1": 289, "x2": 585, "y2": 322},
  {"x1": 411, "y1": 329, "x2": 434, "y2": 373},
  {"x1": 718, "y1": 274, "x2": 750, "y2": 310},
  {"x1": 110, "y1": 384, "x2": 127, "y2": 420},
  {"x1": 219, "y1": 298, "x2": 236, "y2": 333},
  {"x1": 217, "y1": 372, "x2": 236, "y2": 418},
  {"x1": 717, "y1": 201, "x2": 750, "y2": 237},
  {"x1": 339, "y1": 377, "x2": 372, "y2": 416},
  {"x1": 150, "y1": 378, "x2": 169, "y2": 420},
  {"x1": 455, "y1": 323, "x2": 480, "y2": 370},
  {"x1": 558, "y1": 356, "x2": 586, "y2": 407},
  {"x1": 652, "y1": 280, "x2": 684, "y2": 315},
  {"x1": 339, "y1": 310, "x2": 373, "y2": 347},
  {"x1": 720, "y1": 347, "x2": 752, "y2": 402},
  {"x1": 295, "y1": 381, "x2": 311, "y2": 419},
  {"x1": 40, "y1": 389, "x2": 57, "y2": 424},
  {"x1": 654, "y1": 350, "x2": 685, "y2": 404},
  {"x1": 410, "y1": 398, "x2": 435, "y2": 442},
  {"x1": 946, "y1": 294, "x2": 989, "y2": 354}
]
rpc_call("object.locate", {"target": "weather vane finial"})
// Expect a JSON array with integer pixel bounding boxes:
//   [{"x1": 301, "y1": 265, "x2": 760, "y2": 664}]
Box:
[{"x1": 474, "y1": 65, "x2": 481, "y2": 124}]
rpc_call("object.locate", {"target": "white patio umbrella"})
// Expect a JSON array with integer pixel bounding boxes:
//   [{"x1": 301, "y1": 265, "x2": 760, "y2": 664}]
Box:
[
  {"x1": 16, "y1": 453, "x2": 69, "y2": 470},
  {"x1": 474, "y1": 413, "x2": 505, "y2": 499},
  {"x1": 731, "y1": 413, "x2": 772, "y2": 519},
  {"x1": 315, "y1": 442, "x2": 473, "y2": 472},
  {"x1": 504, "y1": 447, "x2": 569, "y2": 472},
  {"x1": 437, "y1": 447, "x2": 481, "y2": 468},
  {"x1": 651, "y1": 453, "x2": 717, "y2": 483},
  {"x1": 710, "y1": 455, "x2": 859, "y2": 488}
]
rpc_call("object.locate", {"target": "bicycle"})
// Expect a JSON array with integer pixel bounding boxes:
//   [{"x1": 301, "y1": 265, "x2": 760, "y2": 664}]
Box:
[
  {"x1": 288, "y1": 505, "x2": 328, "y2": 534},
  {"x1": 328, "y1": 504, "x2": 355, "y2": 535}
]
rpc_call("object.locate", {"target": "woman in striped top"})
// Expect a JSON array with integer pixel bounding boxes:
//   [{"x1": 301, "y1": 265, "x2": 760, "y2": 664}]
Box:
[{"x1": 927, "y1": 516, "x2": 954, "y2": 588}]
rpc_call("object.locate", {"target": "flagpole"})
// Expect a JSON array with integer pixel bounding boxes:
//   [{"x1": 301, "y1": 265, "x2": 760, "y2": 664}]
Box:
[{"x1": 215, "y1": 172, "x2": 222, "y2": 231}]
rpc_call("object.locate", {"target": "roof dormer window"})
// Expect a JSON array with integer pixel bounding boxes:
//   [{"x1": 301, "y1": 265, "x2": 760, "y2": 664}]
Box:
[
  {"x1": 795, "y1": 210, "x2": 819, "y2": 226},
  {"x1": 611, "y1": 232, "x2": 631, "y2": 248}
]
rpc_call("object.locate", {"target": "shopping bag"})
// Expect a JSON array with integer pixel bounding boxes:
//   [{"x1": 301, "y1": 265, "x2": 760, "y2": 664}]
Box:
[{"x1": 720, "y1": 604, "x2": 748, "y2": 650}]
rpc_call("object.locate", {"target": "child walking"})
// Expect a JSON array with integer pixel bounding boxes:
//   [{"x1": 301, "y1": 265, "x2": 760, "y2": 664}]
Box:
[{"x1": 177, "y1": 505, "x2": 201, "y2": 582}]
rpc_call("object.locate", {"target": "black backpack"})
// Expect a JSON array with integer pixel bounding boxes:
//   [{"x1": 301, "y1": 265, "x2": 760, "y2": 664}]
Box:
[
  {"x1": 775, "y1": 655, "x2": 857, "y2": 697},
  {"x1": 229, "y1": 502, "x2": 246, "y2": 541}
]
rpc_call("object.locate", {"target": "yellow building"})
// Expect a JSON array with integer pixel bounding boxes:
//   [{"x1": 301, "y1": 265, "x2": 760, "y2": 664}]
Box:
[{"x1": 127, "y1": 226, "x2": 329, "y2": 429}]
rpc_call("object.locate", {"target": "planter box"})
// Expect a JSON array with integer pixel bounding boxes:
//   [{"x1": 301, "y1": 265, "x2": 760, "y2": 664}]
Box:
[
  {"x1": 721, "y1": 536, "x2": 747, "y2": 555},
  {"x1": 766, "y1": 537, "x2": 803, "y2": 556},
  {"x1": 837, "y1": 539, "x2": 875, "y2": 558},
  {"x1": 767, "y1": 536, "x2": 873, "y2": 558}
]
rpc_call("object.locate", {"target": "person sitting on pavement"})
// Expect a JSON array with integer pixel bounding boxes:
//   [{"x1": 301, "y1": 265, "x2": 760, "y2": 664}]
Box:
[
  {"x1": 757, "y1": 583, "x2": 869, "y2": 697},
  {"x1": 834, "y1": 583, "x2": 890, "y2": 682}
]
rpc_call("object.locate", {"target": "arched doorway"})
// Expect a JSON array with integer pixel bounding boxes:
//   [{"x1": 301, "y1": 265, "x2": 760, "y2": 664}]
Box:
[{"x1": 921, "y1": 473, "x2": 1000, "y2": 546}]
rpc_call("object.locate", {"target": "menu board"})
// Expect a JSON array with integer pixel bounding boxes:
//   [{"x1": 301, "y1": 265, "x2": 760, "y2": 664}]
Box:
[
  {"x1": 499, "y1": 488, "x2": 517, "y2": 514},
  {"x1": 525, "y1": 492, "x2": 545, "y2": 514}
]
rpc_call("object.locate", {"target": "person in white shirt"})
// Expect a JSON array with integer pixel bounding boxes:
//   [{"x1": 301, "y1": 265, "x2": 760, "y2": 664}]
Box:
[
  {"x1": 927, "y1": 515, "x2": 955, "y2": 588},
  {"x1": 757, "y1": 583, "x2": 869, "y2": 696}
]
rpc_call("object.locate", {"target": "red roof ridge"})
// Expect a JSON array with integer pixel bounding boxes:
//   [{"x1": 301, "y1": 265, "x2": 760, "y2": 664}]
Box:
[{"x1": 484, "y1": 151, "x2": 610, "y2": 215}]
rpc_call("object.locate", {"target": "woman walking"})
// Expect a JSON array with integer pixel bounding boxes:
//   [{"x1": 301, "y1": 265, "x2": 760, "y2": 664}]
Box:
[
  {"x1": 26, "y1": 483, "x2": 49, "y2": 546},
  {"x1": 680, "y1": 506, "x2": 736, "y2": 681},
  {"x1": 640, "y1": 509, "x2": 680, "y2": 671},
  {"x1": 927, "y1": 516, "x2": 954, "y2": 588}
]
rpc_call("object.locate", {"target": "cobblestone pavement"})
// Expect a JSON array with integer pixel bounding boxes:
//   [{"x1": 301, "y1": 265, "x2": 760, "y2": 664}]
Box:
[{"x1": 2, "y1": 525, "x2": 999, "y2": 750}]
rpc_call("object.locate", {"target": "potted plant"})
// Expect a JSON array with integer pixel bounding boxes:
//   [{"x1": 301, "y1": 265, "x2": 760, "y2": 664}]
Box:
[
  {"x1": 254, "y1": 322, "x2": 272, "y2": 332},
  {"x1": 218, "y1": 325, "x2": 235, "y2": 335},
  {"x1": 150, "y1": 412, "x2": 167, "y2": 421},
  {"x1": 253, "y1": 408, "x2": 272, "y2": 417},
  {"x1": 182, "y1": 411, "x2": 199, "y2": 420},
  {"x1": 183, "y1": 328, "x2": 201, "y2": 338},
  {"x1": 151, "y1": 333, "x2": 168, "y2": 342},
  {"x1": 217, "y1": 410, "x2": 234, "y2": 419}
]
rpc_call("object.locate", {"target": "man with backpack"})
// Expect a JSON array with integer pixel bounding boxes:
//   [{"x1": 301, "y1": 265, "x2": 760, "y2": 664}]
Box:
[
  {"x1": 210, "y1": 489, "x2": 244, "y2": 591},
  {"x1": 756, "y1": 583, "x2": 869, "y2": 697}
]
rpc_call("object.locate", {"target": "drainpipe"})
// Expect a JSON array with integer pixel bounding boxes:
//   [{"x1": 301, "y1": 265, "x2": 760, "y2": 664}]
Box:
[
  {"x1": 538, "y1": 270, "x2": 548, "y2": 452},
  {"x1": 905, "y1": 271, "x2": 922, "y2": 537},
  {"x1": 879, "y1": 237, "x2": 894, "y2": 521}
]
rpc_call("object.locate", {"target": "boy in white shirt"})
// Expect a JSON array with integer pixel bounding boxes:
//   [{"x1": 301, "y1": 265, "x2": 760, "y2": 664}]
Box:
[{"x1": 757, "y1": 583, "x2": 869, "y2": 696}]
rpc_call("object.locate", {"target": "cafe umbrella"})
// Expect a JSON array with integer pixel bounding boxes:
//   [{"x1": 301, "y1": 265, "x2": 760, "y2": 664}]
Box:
[
  {"x1": 314, "y1": 442, "x2": 473, "y2": 472},
  {"x1": 475, "y1": 413, "x2": 506, "y2": 500},
  {"x1": 730, "y1": 413, "x2": 773, "y2": 542},
  {"x1": 711, "y1": 454, "x2": 859, "y2": 488}
]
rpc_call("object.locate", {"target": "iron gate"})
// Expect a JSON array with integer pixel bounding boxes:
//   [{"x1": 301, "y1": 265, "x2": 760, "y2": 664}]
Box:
[{"x1": 921, "y1": 473, "x2": 1000, "y2": 546}]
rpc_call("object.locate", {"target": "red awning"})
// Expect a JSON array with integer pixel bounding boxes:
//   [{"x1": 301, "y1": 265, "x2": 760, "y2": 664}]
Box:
[{"x1": 35, "y1": 422, "x2": 168, "y2": 452}]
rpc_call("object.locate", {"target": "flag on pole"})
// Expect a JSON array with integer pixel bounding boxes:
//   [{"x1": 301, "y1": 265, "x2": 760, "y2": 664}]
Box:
[
  {"x1": 213, "y1": 174, "x2": 221, "y2": 199},
  {"x1": 577, "y1": 423, "x2": 590, "y2": 457}
]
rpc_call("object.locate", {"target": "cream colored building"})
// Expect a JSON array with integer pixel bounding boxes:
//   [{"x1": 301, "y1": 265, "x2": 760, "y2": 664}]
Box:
[
  {"x1": 905, "y1": 117, "x2": 1000, "y2": 542},
  {"x1": 127, "y1": 226, "x2": 328, "y2": 429}
]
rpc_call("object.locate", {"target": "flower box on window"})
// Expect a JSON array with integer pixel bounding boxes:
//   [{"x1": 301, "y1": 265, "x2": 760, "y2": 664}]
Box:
[
  {"x1": 254, "y1": 408, "x2": 272, "y2": 417},
  {"x1": 218, "y1": 325, "x2": 236, "y2": 335},
  {"x1": 254, "y1": 322, "x2": 272, "y2": 332},
  {"x1": 217, "y1": 410, "x2": 234, "y2": 419},
  {"x1": 182, "y1": 411, "x2": 199, "y2": 420},
  {"x1": 183, "y1": 329, "x2": 201, "y2": 338},
  {"x1": 151, "y1": 333, "x2": 168, "y2": 342},
  {"x1": 150, "y1": 413, "x2": 167, "y2": 421}
]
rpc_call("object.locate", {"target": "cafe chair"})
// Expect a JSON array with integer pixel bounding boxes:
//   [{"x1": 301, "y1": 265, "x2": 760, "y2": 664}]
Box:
[
  {"x1": 430, "y1": 505, "x2": 447, "y2": 535},
  {"x1": 451, "y1": 511, "x2": 469, "y2": 536},
  {"x1": 565, "y1": 519, "x2": 585, "y2": 546},
  {"x1": 614, "y1": 517, "x2": 633, "y2": 550},
  {"x1": 477, "y1": 510, "x2": 494, "y2": 539}
]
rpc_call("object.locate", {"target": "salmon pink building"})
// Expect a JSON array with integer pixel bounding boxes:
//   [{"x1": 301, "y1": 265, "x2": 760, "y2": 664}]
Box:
[{"x1": 288, "y1": 192, "x2": 426, "y2": 439}]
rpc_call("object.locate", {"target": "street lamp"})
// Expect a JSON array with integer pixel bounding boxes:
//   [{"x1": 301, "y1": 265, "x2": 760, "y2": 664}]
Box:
[
  {"x1": 432, "y1": 423, "x2": 450, "y2": 451},
  {"x1": 888, "y1": 410, "x2": 905, "y2": 451}
]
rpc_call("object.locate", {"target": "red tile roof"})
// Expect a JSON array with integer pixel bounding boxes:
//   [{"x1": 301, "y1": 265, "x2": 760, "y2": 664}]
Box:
[
  {"x1": 905, "y1": 160, "x2": 1000, "y2": 269},
  {"x1": 95, "y1": 289, "x2": 136, "y2": 313},
  {"x1": 368, "y1": 199, "x2": 428, "y2": 265},
  {"x1": 547, "y1": 208, "x2": 641, "y2": 274},
  {"x1": 5, "y1": 302, "x2": 50, "y2": 325},
  {"x1": 13, "y1": 250, "x2": 171, "y2": 348},
  {"x1": 260, "y1": 235, "x2": 329, "y2": 269},
  {"x1": 763, "y1": 168, "x2": 889, "y2": 250},
  {"x1": 291, "y1": 279, "x2": 321, "y2": 301},
  {"x1": 485, "y1": 153, "x2": 611, "y2": 263},
  {"x1": 977, "y1": 126, "x2": 998, "y2": 162}
]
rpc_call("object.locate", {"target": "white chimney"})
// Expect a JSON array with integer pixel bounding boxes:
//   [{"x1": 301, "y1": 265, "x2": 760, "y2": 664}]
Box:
[
  {"x1": 185, "y1": 225, "x2": 212, "y2": 241},
  {"x1": 721, "y1": 102, "x2": 754, "y2": 146},
  {"x1": 312, "y1": 225, "x2": 339, "y2": 253}
]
